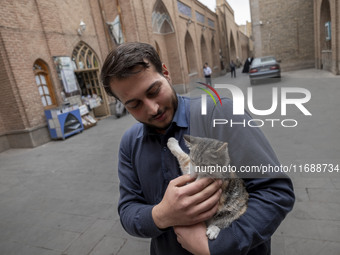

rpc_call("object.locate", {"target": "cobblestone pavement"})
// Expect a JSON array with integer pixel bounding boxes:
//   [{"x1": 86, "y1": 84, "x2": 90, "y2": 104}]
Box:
[{"x1": 0, "y1": 68, "x2": 339, "y2": 254}]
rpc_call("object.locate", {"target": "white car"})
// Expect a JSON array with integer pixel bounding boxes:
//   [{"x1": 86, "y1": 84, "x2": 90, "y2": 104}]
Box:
[{"x1": 249, "y1": 56, "x2": 281, "y2": 85}]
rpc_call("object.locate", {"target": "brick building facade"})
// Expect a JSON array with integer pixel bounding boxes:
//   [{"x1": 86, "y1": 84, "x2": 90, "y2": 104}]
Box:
[
  {"x1": 250, "y1": 0, "x2": 340, "y2": 74},
  {"x1": 0, "y1": 0, "x2": 250, "y2": 152}
]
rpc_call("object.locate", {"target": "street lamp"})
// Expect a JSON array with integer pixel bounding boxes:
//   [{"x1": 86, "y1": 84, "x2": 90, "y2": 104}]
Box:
[
  {"x1": 77, "y1": 20, "x2": 86, "y2": 36},
  {"x1": 187, "y1": 18, "x2": 192, "y2": 26}
]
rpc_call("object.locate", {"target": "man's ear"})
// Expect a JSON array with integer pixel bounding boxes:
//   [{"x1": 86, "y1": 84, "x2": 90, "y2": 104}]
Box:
[
  {"x1": 162, "y1": 63, "x2": 169, "y2": 76},
  {"x1": 162, "y1": 63, "x2": 172, "y2": 83}
]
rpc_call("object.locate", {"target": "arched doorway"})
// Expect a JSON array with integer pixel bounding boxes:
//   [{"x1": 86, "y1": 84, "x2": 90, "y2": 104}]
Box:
[
  {"x1": 72, "y1": 42, "x2": 109, "y2": 117},
  {"x1": 319, "y1": 0, "x2": 332, "y2": 71},
  {"x1": 211, "y1": 37, "x2": 218, "y2": 69},
  {"x1": 200, "y1": 35, "x2": 209, "y2": 70},
  {"x1": 229, "y1": 32, "x2": 237, "y2": 64},
  {"x1": 185, "y1": 32, "x2": 197, "y2": 75}
]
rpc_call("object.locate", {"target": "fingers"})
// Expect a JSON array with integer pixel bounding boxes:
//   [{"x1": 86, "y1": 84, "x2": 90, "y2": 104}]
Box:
[
  {"x1": 171, "y1": 174, "x2": 196, "y2": 188},
  {"x1": 182, "y1": 179, "x2": 222, "y2": 223},
  {"x1": 195, "y1": 199, "x2": 220, "y2": 223},
  {"x1": 178, "y1": 194, "x2": 220, "y2": 226},
  {"x1": 193, "y1": 188, "x2": 221, "y2": 217},
  {"x1": 188, "y1": 179, "x2": 222, "y2": 204},
  {"x1": 154, "y1": 176, "x2": 222, "y2": 228},
  {"x1": 182, "y1": 177, "x2": 218, "y2": 196}
]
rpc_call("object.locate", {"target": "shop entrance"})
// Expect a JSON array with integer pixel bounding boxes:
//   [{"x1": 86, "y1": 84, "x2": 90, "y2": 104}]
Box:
[{"x1": 72, "y1": 42, "x2": 109, "y2": 117}]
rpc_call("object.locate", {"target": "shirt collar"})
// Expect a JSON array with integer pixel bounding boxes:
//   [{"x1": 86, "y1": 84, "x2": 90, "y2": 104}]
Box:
[{"x1": 172, "y1": 95, "x2": 189, "y2": 128}]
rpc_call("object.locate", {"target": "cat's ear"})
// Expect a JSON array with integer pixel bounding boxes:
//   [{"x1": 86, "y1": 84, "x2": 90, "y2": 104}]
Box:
[
  {"x1": 183, "y1": 134, "x2": 192, "y2": 148},
  {"x1": 216, "y1": 142, "x2": 228, "y2": 153}
]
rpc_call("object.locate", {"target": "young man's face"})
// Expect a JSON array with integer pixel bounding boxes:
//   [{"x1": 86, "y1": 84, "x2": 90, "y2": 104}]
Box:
[{"x1": 110, "y1": 64, "x2": 178, "y2": 133}]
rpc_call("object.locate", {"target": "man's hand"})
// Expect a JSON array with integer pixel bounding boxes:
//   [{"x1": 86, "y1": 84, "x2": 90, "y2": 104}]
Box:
[
  {"x1": 152, "y1": 174, "x2": 222, "y2": 229},
  {"x1": 174, "y1": 222, "x2": 210, "y2": 255}
]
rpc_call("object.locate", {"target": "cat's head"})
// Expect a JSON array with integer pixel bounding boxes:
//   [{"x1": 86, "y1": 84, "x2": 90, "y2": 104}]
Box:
[{"x1": 183, "y1": 135, "x2": 231, "y2": 179}]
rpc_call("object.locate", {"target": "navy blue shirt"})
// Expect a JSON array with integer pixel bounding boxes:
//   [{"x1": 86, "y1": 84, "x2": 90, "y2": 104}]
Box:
[{"x1": 118, "y1": 95, "x2": 295, "y2": 255}]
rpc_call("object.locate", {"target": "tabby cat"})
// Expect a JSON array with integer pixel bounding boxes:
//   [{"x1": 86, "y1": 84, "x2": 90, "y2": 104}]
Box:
[{"x1": 167, "y1": 135, "x2": 248, "y2": 240}]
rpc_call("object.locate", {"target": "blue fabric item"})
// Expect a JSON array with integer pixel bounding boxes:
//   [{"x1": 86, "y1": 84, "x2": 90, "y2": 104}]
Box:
[{"x1": 117, "y1": 95, "x2": 295, "y2": 255}]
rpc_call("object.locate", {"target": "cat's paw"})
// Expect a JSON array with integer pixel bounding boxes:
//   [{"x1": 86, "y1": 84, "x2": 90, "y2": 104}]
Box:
[
  {"x1": 206, "y1": 225, "x2": 220, "y2": 240},
  {"x1": 167, "y1": 137, "x2": 179, "y2": 151}
]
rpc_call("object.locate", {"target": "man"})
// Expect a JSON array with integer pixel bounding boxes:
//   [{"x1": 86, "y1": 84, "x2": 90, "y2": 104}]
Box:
[
  {"x1": 101, "y1": 42, "x2": 294, "y2": 255},
  {"x1": 230, "y1": 60, "x2": 236, "y2": 78},
  {"x1": 203, "y1": 62, "x2": 212, "y2": 85}
]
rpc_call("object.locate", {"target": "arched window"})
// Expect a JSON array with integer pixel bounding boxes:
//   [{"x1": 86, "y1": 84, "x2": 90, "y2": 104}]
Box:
[
  {"x1": 72, "y1": 41, "x2": 109, "y2": 117},
  {"x1": 72, "y1": 42, "x2": 99, "y2": 70},
  {"x1": 152, "y1": 0, "x2": 174, "y2": 34},
  {"x1": 72, "y1": 42, "x2": 101, "y2": 96},
  {"x1": 33, "y1": 60, "x2": 57, "y2": 109}
]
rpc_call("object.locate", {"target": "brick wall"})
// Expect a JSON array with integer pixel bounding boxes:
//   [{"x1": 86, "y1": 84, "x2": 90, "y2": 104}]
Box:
[
  {"x1": 0, "y1": 33, "x2": 26, "y2": 134},
  {"x1": 250, "y1": 0, "x2": 315, "y2": 71},
  {"x1": 0, "y1": 0, "x2": 110, "y2": 133}
]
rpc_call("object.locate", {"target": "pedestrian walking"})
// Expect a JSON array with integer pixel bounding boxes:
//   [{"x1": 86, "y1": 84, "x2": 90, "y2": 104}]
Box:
[
  {"x1": 230, "y1": 60, "x2": 236, "y2": 78},
  {"x1": 203, "y1": 62, "x2": 212, "y2": 85}
]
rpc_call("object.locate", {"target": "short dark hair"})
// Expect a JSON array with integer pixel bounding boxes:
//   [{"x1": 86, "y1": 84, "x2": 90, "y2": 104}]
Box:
[{"x1": 100, "y1": 42, "x2": 163, "y2": 98}]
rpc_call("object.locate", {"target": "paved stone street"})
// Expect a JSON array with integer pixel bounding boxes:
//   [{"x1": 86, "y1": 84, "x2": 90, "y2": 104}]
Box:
[{"x1": 0, "y1": 68, "x2": 339, "y2": 254}]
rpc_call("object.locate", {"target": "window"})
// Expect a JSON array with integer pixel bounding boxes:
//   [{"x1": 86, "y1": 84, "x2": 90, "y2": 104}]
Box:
[
  {"x1": 177, "y1": 1, "x2": 192, "y2": 17},
  {"x1": 208, "y1": 18, "x2": 215, "y2": 28},
  {"x1": 195, "y1": 11, "x2": 205, "y2": 24},
  {"x1": 325, "y1": 21, "x2": 331, "y2": 41},
  {"x1": 72, "y1": 42, "x2": 102, "y2": 97},
  {"x1": 72, "y1": 42, "x2": 99, "y2": 70},
  {"x1": 33, "y1": 60, "x2": 57, "y2": 109},
  {"x1": 152, "y1": 1, "x2": 174, "y2": 34}
]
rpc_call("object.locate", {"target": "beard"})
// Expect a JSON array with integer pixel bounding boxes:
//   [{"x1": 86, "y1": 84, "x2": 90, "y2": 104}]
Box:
[{"x1": 142, "y1": 86, "x2": 178, "y2": 133}]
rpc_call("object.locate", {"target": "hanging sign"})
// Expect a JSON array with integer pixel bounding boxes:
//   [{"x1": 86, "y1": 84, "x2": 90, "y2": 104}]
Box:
[{"x1": 53, "y1": 56, "x2": 79, "y2": 93}]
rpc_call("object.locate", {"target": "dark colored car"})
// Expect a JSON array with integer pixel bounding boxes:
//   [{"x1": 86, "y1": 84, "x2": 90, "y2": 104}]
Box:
[{"x1": 249, "y1": 56, "x2": 281, "y2": 85}]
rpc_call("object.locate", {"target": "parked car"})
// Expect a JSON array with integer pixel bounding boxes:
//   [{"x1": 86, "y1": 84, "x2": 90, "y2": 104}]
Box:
[{"x1": 249, "y1": 56, "x2": 281, "y2": 85}]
